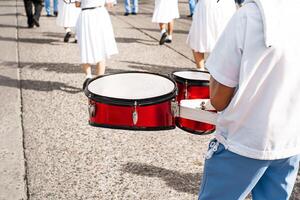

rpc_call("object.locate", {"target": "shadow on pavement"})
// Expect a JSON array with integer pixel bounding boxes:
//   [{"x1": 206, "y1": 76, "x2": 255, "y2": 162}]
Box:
[
  {"x1": 115, "y1": 37, "x2": 156, "y2": 46},
  {"x1": 2, "y1": 61, "x2": 129, "y2": 74},
  {"x1": 0, "y1": 35, "x2": 61, "y2": 44},
  {"x1": 42, "y1": 32, "x2": 65, "y2": 39},
  {"x1": 0, "y1": 13, "x2": 24, "y2": 16},
  {"x1": 0, "y1": 23, "x2": 28, "y2": 28},
  {"x1": 138, "y1": 28, "x2": 189, "y2": 35},
  {"x1": 120, "y1": 60, "x2": 191, "y2": 75},
  {"x1": 122, "y1": 162, "x2": 201, "y2": 195},
  {"x1": 113, "y1": 11, "x2": 153, "y2": 17},
  {"x1": 0, "y1": 75, "x2": 81, "y2": 94}
]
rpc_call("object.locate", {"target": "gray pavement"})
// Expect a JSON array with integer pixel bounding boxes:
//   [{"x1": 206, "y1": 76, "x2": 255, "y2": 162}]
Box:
[
  {"x1": 0, "y1": 0, "x2": 27, "y2": 199},
  {"x1": 0, "y1": 0, "x2": 299, "y2": 199}
]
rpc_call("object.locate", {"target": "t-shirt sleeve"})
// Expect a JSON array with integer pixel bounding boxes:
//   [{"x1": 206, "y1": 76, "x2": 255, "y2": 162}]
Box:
[{"x1": 206, "y1": 10, "x2": 246, "y2": 88}]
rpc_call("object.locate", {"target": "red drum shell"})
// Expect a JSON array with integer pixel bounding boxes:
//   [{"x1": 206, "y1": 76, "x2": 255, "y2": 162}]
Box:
[
  {"x1": 88, "y1": 100, "x2": 175, "y2": 130},
  {"x1": 172, "y1": 70, "x2": 215, "y2": 135},
  {"x1": 85, "y1": 72, "x2": 176, "y2": 130}
]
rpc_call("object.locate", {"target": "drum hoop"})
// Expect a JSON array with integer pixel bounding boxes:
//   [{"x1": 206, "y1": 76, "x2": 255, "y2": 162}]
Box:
[
  {"x1": 89, "y1": 121, "x2": 176, "y2": 131},
  {"x1": 175, "y1": 120, "x2": 215, "y2": 135},
  {"x1": 85, "y1": 71, "x2": 177, "y2": 106},
  {"x1": 172, "y1": 70, "x2": 210, "y2": 86}
]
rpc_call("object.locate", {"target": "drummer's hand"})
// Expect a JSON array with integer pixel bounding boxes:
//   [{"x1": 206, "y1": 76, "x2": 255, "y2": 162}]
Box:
[{"x1": 106, "y1": 2, "x2": 113, "y2": 9}]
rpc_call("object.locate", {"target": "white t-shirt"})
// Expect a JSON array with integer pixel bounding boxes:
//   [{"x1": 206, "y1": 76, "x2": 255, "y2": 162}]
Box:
[{"x1": 206, "y1": 2, "x2": 300, "y2": 160}]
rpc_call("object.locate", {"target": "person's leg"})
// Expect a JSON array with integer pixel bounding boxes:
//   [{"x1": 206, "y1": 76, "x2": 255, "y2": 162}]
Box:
[
  {"x1": 165, "y1": 20, "x2": 174, "y2": 43},
  {"x1": 251, "y1": 155, "x2": 300, "y2": 200},
  {"x1": 95, "y1": 61, "x2": 106, "y2": 76},
  {"x1": 23, "y1": 0, "x2": 34, "y2": 27},
  {"x1": 64, "y1": 27, "x2": 72, "y2": 42},
  {"x1": 53, "y1": 0, "x2": 58, "y2": 16},
  {"x1": 82, "y1": 63, "x2": 93, "y2": 89},
  {"x1": 132, "y1": 0, "x2": 138, "y2": 14},
  {"x1": 192, "y1": 50, "x2": 205, "y2": 69},
  {"x1": 124, "y1": 0, "x2": 131, "y2": 15},
  {"x1": 44, "y1": 0, "x2": 50, "y2": 15},
  {"x1": 159, "y1": 23, "x2": 167, "y2": 45},
  {"x1": 198, "y1": 140, "x2": 270, "y2": 200},
  {"x1": 188, "y1": 0, "x2": 196, "y2": 16},
  {"x1": 32, "y1": 0, "x2": 43, "y2": 26}
]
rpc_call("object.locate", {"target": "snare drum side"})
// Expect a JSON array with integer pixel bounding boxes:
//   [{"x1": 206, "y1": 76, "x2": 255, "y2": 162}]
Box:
[{"x1": 88, "y1": 99, "x2": 175, "y2": 130}]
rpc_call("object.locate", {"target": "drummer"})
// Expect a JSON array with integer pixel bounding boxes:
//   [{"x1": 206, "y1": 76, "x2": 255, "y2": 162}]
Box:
[
  {"x1": 75, "y1": 0, "x2": 118, "y2": 89},
  {"x1": 186, "y1": 0, "x2": 236, "y2": 70},
  {"x1": 198, "y1": 0, "x2": 300, "y2": 199},
  {"x1": 152, "y1": 0, "x2": 179, "y2": 45}
]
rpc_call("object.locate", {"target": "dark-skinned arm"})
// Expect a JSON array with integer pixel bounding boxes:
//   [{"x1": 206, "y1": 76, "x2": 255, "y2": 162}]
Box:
[{"x1": 210, "y1": 76, "x2": 236, "y2": 112}]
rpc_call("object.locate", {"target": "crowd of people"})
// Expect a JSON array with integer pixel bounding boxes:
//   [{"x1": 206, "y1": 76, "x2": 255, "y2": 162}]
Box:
[
  {"x1": 22, "y1": 0, "x2": 244, "y2": 88},
  {"x1": 21, "y1": 0, "x2": 300, "y2": 200}
]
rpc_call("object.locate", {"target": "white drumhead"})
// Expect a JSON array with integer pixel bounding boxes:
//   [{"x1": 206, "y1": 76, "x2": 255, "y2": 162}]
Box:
[
  {"x1": 88, "y1": 73, "x2": 175, "y2": 99},
  {"x1": 173, "y1": 71, "x2": 210, "y2": 81}
]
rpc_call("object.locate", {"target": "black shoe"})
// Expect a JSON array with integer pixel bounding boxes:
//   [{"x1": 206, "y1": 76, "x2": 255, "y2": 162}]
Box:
[
  {"x1": 54, "y1": 11, "x2": 58, "y2": 17},
  {"x1": 73, "y1": 39, "x2": 77, "y2": 43},
  {"x1": 82, "y1": 78, "x2": 92, "y2": 90},
  {"x1": 33, "y1": 16, "x2": 40, "y2": 27},
  {"x1": 46, "y1": 14, "x2": 52, "y2": 17},
  {"x1": 159, "y1": 32, "x2": 167, "y2": 45},
  {"x1": 64, "y1": 32, "x2": 72, "y2": 43},
  {"x1": 28, "y1": 23, "x2": 34, "y2": 28},
  {"x1": 187, "y1": 14, "x2": 193, "y2": 17},
  {"x1": 124, "y1": 12, "x2": 130, "y2": 16},
  {"x1": 165, "y1": 39, "x2": 172, "y2": 43},
  {"x1": 131, "y1": 12, "x2": 137, "y2": 15}
]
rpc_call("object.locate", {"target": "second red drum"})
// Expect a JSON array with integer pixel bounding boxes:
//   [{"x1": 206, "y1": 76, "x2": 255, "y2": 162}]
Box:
[{"x1": 172, "y1": 70, "x2": 215, "y2": 134}]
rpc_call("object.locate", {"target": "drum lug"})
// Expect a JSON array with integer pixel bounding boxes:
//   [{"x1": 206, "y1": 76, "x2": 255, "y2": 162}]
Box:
[
  {"x1": 88, "y1": 101, "x2": 96, "y2": 118},
  {"x1": 200, "y1": 101, "x2": 206, "y2": 110},
  {"x1": 184, "y1": 80, "x2": 188, "y2": 99},
  {"x1": 171, "y1": 100, "x2": 179, "y2": 117},
  {"x1": 132, "y1": 101, "x2": 138, "y2": 125}
]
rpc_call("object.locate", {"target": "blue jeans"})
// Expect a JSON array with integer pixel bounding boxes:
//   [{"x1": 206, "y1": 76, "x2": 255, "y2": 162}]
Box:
[
  {"x1": 44, "y1": 0, "x2": 58, "y2": 15},
  {"x1": 198, "y1": 139, "x2": 300, "y2": 200},
  {"x1": 124, "y1": 0, "x2": 138, "y2": 13},
  {"x1": 189, "y1": 0, "x2": 196, "y2": 15}
]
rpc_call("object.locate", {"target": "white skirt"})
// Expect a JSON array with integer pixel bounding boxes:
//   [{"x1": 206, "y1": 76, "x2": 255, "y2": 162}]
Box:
[
  {"x1": 56, "y1": 0, "x2": 81, "y2": 28},
  {"x1": 152, "y1": 0, "x2": 179, "y2": 23},
  {"x1": 187, "y1": 0, "x2": 236, "y2": 53},
  {"x1": 76, "y1": 7, "x2": 118, "y2": 64}
]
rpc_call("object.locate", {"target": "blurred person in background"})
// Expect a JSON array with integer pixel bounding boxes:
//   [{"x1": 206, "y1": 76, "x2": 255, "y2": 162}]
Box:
[
  {"x1": 124, "y1": 0, "x2": 138, "y2": 16},
  {"x1": 45, "y1": 0, "x2": 58, "y2": 16},
  {"x1": 23, "y1": 0, "x2": 43, "y2": 28},
  {"x1": 186, "y1": 0, "x2": 236, "y2": 70},
  {"x1": 188, "y1": 0, "x2": 197, "y2": 17},
  {"x1": 75, "y1": 0, "x2": 118, "y2": 89},
  {"x1": 56, "y1": 0, "x2": 80, "y2": 43},
  {"x1": 152, "y1": 0, "x2": 179, "y2": 45}
]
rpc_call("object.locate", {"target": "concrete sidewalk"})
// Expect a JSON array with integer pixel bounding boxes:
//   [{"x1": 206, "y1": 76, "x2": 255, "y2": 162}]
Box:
[
  {"x1": 0, "y1": 0, "x2": 27, "y2": 199},
  {"x1": 0, "y1": 0, "x2": 299, "y2": 199}
]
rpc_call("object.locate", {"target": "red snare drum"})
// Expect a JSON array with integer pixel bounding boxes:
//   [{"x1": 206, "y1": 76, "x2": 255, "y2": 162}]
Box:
[
  {"x1": 85, "y1": 72, "x2": 177, "y2": 130},
  {"x1": 172, "y1": 70, "x2": 215, "y2": 134}
]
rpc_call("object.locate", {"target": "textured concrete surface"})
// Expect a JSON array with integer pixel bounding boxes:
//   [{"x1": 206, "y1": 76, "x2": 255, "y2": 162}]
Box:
[
  {"x1": 0, "y1": 0, "x2": 299, "y2": 199},
  {"x1": 0, "y1": 0, "x2": 27, "y2": 200}
]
